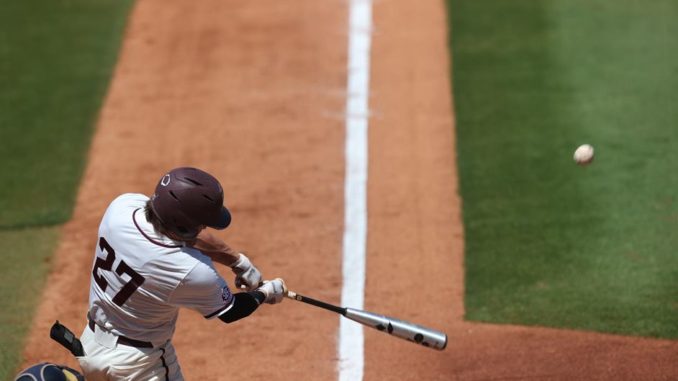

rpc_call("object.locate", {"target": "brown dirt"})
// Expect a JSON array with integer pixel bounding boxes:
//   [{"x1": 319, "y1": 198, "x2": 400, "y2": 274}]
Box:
[{"x1": 22, "y1": 0, "x2": 678, "y2": 380}]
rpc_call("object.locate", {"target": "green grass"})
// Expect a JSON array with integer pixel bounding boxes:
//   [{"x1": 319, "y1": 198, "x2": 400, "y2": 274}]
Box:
[
  {"x1": 0, "y1": 228, "x2": 60, "y2": 378},
  {"x1": 0, "y1": 0, "x2": 133, "y2": 378},
  {"x1": 0, "y1": 0, "x2": 133, "y2": 229},
  {"x1": 447, "y1": 0, "x2": 678, "y2": 338}
]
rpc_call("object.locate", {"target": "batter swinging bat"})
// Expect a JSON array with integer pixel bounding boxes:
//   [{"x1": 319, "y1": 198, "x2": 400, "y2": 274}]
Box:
[{"x1": 285, "y1": 290, "x2": 447, "y2": 350}]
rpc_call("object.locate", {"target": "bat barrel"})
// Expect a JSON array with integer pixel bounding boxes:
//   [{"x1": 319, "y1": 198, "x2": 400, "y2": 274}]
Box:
[
  {"x1": 345, "y1": 308, "x2": 447, "y2": 350},
  {"x1": 286, "y1": 291, "x2": 447, "y2": 351}
]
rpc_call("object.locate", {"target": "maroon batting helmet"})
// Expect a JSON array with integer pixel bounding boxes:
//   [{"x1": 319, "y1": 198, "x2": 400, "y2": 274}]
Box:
[{"x1": 150, "y1": 167, "x2": 231, "y2": 239}]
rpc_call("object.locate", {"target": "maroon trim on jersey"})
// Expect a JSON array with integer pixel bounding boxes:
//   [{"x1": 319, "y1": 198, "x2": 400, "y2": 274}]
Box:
[
  {"x1": 160, "y1": 348, "x2": 169, "y2": 381},
  {"x1": 133, "y1": 209, "x2": 182, "y2": 249}
]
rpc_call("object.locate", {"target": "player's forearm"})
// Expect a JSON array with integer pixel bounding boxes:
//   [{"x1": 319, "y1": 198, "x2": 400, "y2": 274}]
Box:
[
  {"x1": 192, "y1": 231, "x2": 240, "y2": 266},
  {"x1": 193, "y1": 231, "x2": 263, "y2": 290},
  {"x1": 203, "y1": 251, "x2": 240, "y2": 267}
]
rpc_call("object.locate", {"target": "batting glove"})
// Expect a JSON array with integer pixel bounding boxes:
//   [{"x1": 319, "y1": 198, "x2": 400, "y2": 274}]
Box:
[
  {"x1": 257, "y1": 278, "x2": 287, "y2": 304},
  {"x1": 229, "y1": 253, "x2": 263, "y2": 291}
]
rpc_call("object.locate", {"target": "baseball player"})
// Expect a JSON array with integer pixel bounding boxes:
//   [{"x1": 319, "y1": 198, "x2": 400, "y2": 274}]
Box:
[{"x1": 78, "y1": 167, "x2": 286, "y2": 380}]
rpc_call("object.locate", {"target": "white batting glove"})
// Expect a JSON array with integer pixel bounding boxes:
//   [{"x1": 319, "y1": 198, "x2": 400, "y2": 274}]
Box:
[
  {"x1": 229, "y1": 253, "x2": 263, "y2": 291},
  {"x1": 256, "y1": 278, "x2": 287, "y2": 304}
]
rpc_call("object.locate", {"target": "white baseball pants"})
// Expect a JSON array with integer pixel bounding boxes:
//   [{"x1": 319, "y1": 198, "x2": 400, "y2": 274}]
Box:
[{"x1": 77, "y1": 324, "x2": 184, "y2": 381}]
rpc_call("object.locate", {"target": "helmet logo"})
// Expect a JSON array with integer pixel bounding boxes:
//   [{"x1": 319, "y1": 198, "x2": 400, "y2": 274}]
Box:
[{"x1": 161, "y1": 174, "x2": 171, "y2": 186}]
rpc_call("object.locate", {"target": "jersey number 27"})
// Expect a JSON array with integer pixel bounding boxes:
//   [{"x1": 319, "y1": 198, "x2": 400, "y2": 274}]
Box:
[{"x1": 92, "y1": 237, "x2": 146, "y2": 307}]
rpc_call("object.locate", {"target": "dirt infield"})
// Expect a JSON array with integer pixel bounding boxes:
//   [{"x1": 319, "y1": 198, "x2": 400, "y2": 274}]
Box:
[{"x1": 22, "y1": 0, "x2": 677, "y2": 380}]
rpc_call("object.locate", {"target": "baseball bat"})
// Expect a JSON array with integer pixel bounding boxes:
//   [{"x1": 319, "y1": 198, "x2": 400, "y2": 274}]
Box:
[{"x1": 285, "y1": 290, "x2": 447, "y2": 351}]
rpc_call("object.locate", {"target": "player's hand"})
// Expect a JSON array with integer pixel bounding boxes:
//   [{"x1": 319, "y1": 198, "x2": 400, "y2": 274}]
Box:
[
  {"x1": 229, "y1": 253, "x2": 263, "y2": 291},
  {"x1": 256, "y1": 278, "x2": 287, "y2": 304}
]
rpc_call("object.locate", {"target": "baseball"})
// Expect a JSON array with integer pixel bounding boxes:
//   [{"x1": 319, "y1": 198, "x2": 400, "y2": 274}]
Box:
[{"x1": 573, "y1": 144, "x2": 594, "y2": 165}]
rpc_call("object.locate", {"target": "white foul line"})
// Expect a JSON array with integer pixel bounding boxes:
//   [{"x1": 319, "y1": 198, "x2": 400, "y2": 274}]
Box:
[{"x1": 339, "y1": 0, "x2": 372, "y2": 381}]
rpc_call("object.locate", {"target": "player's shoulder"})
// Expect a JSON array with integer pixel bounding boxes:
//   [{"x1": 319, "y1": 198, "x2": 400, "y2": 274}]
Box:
[
  {"x1": 110, "y1": 193, "x2": 149, "y2": 208},
  {"x1": 101, "y1": 193, "x2": 149, "y2": 229},
  {"x1": 179, "y1": 248, "x2": 221, "y2": 281},
  {"x1": 179, "y1": 247, "x2": 215, "y2": 269},
  {"x1": 104, "y1": 193, "x2": 149, "y2": 216}
]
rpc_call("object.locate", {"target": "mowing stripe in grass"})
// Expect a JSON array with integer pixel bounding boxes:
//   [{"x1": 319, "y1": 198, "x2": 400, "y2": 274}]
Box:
[
  {"x1": 0, "y1": 228, "x2": 60, "y2": 379},
  {"x1": 447, "y1": 0, "x2": 678, "y2": 338},
  {"x1": 0, "y1": 0, "x2": 134, "y2": 378},
  {"x1": 0, "y1": 0, "x2": 134, "y2": 229}
]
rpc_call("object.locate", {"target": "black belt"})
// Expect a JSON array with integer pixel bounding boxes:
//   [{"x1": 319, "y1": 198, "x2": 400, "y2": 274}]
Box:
[{"x1": 88, "y1": 317, "x2": 153, "y2": 348}]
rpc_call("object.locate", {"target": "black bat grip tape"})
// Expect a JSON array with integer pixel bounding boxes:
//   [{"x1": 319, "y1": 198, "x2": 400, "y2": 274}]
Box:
[{"x1": 295, "y1": 294, "x2": 347, "y2": 315}]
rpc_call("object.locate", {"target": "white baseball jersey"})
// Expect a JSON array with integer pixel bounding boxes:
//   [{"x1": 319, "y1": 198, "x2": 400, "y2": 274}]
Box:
[{"x1": 88, "y1": 193, "x2": 234, "y2": 345}]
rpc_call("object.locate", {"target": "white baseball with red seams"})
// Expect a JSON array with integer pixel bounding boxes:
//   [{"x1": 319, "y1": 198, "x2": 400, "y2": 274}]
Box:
[{"x1": 574, "y1": 144, "x2": 595, "y2": 165}]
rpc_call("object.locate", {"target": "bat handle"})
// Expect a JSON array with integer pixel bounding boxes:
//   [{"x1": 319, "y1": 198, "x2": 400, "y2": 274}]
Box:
[
  {"x1": 285, "y1": 290, "x2": 347, "y2": 315},
  {"x1": 285, "y1": 290, "x2": 301, "y2": 301}
]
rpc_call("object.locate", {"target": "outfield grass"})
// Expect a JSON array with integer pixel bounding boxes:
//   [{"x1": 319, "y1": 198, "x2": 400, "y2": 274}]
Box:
[
  {"x1": 0, "y1": 228, "x2": 60, "y2": 377},
  {"x1": 0, "y1": 0, "x2": 133, "y2": 228},
  {"x1": 0, "y1": 0, "x2": 132, "y2": 378},
  {"x1": 448, "y1": 0, "x2": 678, "y2": 338}
]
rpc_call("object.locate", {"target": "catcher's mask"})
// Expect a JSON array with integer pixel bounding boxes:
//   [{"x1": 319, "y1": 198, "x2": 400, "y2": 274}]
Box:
[
  {"x1": 150, "y1": 167, "x2": 231, "y2": 239},
  {"x1": 14, "y1": 363, "x2": 84, "y2": 381}
]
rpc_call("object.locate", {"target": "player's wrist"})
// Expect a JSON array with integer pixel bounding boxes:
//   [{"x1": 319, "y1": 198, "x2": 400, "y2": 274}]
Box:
[
  {"x1": 229, "y1": 253, "x2": 248, "y2": 271},
  {"x1": 230, "y1": 253, "x2": 263, "y2": 290},
  {"x1": 248, "y1": 290, "x2": 266, "y2": 305}
]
